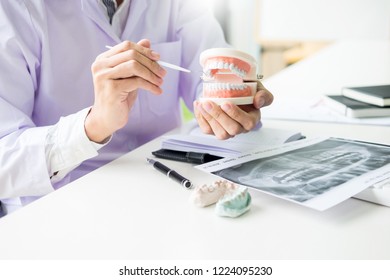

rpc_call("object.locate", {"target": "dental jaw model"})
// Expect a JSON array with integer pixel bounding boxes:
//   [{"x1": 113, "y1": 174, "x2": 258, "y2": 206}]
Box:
[
  {"x1": 200, "y1": 48, "x2": 258, "y2": 105},
  {"x1": 190, "y1": 180, "x2": 252, "y2": 218}
]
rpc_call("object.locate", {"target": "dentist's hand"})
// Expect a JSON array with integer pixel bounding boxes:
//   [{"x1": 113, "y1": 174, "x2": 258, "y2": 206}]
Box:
[
  {"x1": 194, "y1": 82, "x2": 274, "y2": 140},
  {"x1": 85, "y1": 39, "x2": 167, "y2": 143}
]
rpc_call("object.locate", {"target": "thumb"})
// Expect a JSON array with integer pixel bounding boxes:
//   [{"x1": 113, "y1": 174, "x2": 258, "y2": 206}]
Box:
[
  {"x1": 137, "y1": 39, "x2": 160, "y2": 60},
  {"x1": 137, "y1": 39, "x2": 151, "y2": 49}
]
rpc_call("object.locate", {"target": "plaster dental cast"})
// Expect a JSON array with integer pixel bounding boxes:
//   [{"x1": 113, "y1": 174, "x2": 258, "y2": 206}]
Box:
[
  {"x1": 0, "y1": 0, "x2": 273, "y2": 215},
  {"x1": 190, "y1": 180, "x2": 252, "y2": 218}
]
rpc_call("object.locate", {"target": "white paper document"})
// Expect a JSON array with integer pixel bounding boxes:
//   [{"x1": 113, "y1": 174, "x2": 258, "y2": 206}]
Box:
[
  {"x1": 261, "y1": 96, "x2": 390, "y2": 126},
  {"x1": 354, "y1": 176, "x2": 390, "y2": 207},
  {"x1": 161, "y1": 126, "x2": 303, "y2": 158},
  {"x1": 196, "y1": 137, "x2": 390, "y2": 211}
]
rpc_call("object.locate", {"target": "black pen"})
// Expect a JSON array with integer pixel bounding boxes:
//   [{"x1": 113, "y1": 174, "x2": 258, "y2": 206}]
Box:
[{"x1": 146, "y1": 158, "x2": 193, "y2": 189}]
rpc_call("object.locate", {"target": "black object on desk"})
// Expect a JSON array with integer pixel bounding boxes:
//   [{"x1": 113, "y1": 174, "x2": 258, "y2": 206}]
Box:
[
  {"x1": 147, "y1": 158, "x2": 193, "y2": 189},
  {"x1": 0, "y1": 201, "x2": 5, "y2": 218},
  {"x1": 152, "y1": 149, "x2": 223, "y2": 164}
]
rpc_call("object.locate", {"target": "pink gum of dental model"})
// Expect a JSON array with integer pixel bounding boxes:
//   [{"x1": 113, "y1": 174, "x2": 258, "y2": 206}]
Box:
[{"x1": 199, "y1": 48, "x2": 258, "y2": 105}]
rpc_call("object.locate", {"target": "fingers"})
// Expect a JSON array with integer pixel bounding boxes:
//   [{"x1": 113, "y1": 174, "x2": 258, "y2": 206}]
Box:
[
  {"x1": 107, "y1": 60, "x2": 164, "y2": 90},
  {"x1": 103, "y1": 48, "x2": 166, "y2": 78},
  {"x1": 92, "y1": 40, "x2": 166, "y2": 95},
  {"x1": 194, "y1": 100, "x2": 260, "y2": 140},
  {"x1": 87, "y1": 40, "x2": 168, "y2": 143},
  {"x1": 137, "y1": 39, "x2": 151, "y2": 49},
  {"x1": 195, "y1": 82, "x2": 274, "y2": 139},
  {"x1": 194, "y1": 101, "x2": 215, "y2": 135},
  {"x1": 253, "y1": 82, "x2": 274, "y2": 109},
  {"x1": 102, "y1": 40, "x2": 159, "y2": 61},
  {"x1": 97, "y1": 40, "x2": 166, "y2": 80},
  {"x1": 221, "y1": 102, "x2": 259, "y2": 131},
  {"x1": 104, "y1": 76, "x2": 163, "y2": 95}
]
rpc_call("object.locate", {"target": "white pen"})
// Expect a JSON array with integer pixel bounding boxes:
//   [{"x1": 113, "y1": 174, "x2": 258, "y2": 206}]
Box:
[{"x1": 105, "y1": 45, "x2": 191, "y2": 73}]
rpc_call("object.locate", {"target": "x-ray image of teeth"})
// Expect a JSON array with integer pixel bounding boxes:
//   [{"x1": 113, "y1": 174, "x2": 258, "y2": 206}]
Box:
[{"x1": 212, "y1": 139, "x2": 390, "y2": 203}]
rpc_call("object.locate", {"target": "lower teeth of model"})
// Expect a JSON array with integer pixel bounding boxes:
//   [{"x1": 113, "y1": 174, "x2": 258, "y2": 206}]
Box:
[{"x1": 204, "y1": 83, "x2": 248, "y2": 90}]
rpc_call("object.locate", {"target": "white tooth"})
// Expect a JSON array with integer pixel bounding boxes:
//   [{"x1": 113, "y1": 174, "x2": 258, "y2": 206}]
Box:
[
  {"x1": 217, "y1": 62, "x2": 224, "y2": 69},
  {"x1": 224, "y1": 63, "x2": 229, "y2": 69},
  {"x1": 234, "y1": 67, "x2": 241, "y2": 77},
  {"x1": 229, "y1": 64, "x2": 234, "y2": 71},
  {"x1": 227, "y1": 84, "x2": 231, "y2": 90}
]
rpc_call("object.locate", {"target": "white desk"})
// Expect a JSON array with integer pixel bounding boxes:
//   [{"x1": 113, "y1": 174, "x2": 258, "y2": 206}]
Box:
[{"x1": 0, "y1": 41, "x2": 389, "y2": 260}]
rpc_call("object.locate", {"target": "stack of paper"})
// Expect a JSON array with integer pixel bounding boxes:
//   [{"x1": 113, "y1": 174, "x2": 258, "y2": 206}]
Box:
[{"x1": 161, "y1": 126, "x2": 303, "y2": 158}]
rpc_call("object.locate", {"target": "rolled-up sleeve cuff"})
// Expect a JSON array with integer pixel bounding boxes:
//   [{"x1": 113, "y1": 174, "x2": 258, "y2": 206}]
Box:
[{"x1": 50, "y1": 108, "x2": 109, "y2": 171}]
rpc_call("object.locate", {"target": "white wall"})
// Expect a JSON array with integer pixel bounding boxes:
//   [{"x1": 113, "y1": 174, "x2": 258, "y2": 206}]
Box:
[
  {"x1": 212, "y1": 0, "x2": 260, "y2": 61},
  {"x1": 258, "y1": 0, "x2": 390, "y2": 41}
]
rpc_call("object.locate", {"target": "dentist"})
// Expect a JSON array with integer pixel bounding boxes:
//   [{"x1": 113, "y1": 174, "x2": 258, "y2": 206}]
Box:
[{"x1": 0, "y1": 0, "x2": 273, "y2": 215}]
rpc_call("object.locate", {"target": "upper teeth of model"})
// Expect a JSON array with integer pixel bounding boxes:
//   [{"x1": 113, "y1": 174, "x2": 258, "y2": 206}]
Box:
[{"x1": 204, "y1": 62, "x2": 247, "y2": 79}]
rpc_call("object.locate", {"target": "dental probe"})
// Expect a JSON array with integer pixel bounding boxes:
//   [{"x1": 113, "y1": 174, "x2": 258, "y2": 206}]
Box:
[{"x1": 105, "y1": 45, "x2": 191, "y2": 73}]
